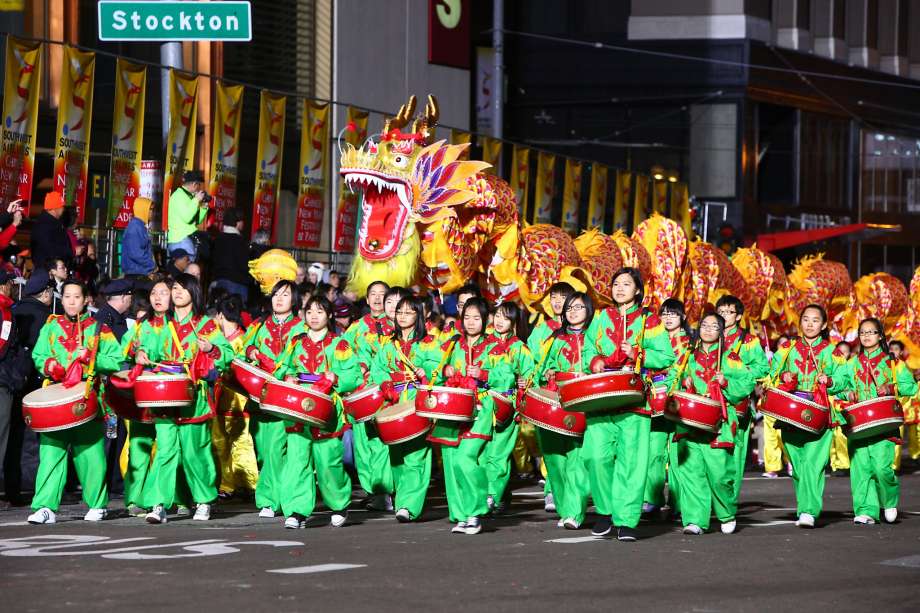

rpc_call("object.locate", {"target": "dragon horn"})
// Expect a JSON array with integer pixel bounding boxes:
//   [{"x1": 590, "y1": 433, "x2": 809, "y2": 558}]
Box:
[
  {"x1": 383, "y1": 95, "x2": 417, "y2": 134},
  {"x1": 412, "y1": 95, "x2": 440, "y2": 142}
]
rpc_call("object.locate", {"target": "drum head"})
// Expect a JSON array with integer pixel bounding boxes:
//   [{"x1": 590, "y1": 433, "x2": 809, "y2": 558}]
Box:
[
  {"x1": 527, "y1": 387, "x2": 560, "y2": 405},
  {"x1": 23, "y1": 383, "x2": 84, "y2": 407},
  {"x1": 377, "y1": 401, "x2": 415, "y2": 422}
]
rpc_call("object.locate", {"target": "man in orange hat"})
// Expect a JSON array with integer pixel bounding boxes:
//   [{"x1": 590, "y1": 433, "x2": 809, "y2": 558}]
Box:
[{"x1": 30, "y1": 191, "x2": 74, "y2": 271}]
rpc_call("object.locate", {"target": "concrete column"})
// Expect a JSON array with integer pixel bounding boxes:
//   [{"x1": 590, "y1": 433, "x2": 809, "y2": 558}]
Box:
[
  {"x1": 774, "y1": 0, "x2": 812, "y2": 51},
  {"x1": 628, "y1": 0, "x2": 772, "y2": 41},
  {"x1": 812, "y1": 0, "x2": 848, "y2": 59},
  {"x1": 878, "y1": 0, "x2": 909, "y2": 74},
  {"x1": 847, "y1": 0, "x2": 880, "y2": 68},
  {"x1": 909, "y1": 0, "x2": 920, "y2": 78}
]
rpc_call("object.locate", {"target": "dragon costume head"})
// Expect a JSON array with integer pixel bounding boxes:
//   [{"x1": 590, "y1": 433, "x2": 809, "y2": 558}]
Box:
[{"x1": 340, "y1": 95, "x2": 489, "y2": 295}]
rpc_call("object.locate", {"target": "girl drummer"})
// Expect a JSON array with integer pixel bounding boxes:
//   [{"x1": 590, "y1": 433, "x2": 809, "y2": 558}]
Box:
[
  {"x1": 583, "y1": 268, "x2": 676, "y2": 541},
  {"x1": 28, "y1": 279, "x2": 122, "y2": 525},
  {"x1": 279, "y1": 296, "x2": 363, "y2": 529},
  {"x1": 838, "y1": 317, "x2": 918, "y2": 525},
  {"x1": 669, "y1": 313, "x2": 754, "y2": 535},
  {"x1": 532, "y1": 291, "x2": 593, "y2": 530},
  {"x1": 341, "y1": 280, "x2": 395, "y2": 512},
  {"x1": 644, "y1": 298, "x2": 693, "y2": 516},
  {"x1": 438, "y1": 298, "x2": 514, "y2": 535},
  {"x1": 138, "y1": 273, "x2": 232, "y2": 524},
  {"x1": 768, "y1": 304, "x2": 846, "y2": 528},
  {"x1": 369, "y1": 295, "x2": 443, "y2": 522},
  {"x1": 482, "y1": 301, "x2": 534, "y2": 514},
  {"x1": 242, "y1": 279, "x2": 306, "y2": 519},
  {"x1": 211, "y1": 294, "x2": 260, "y2": 501}
]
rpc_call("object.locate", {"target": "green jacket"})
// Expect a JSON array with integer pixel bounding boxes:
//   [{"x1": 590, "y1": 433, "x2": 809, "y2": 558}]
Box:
[
  {"x1": 241, "y1": 314, "x2": 307, "y2": 379},
  {"x1": 369, "y1": 333, "x2": 444, "y2": 402},
  {"x1": 584, "y1": 304, "x2": 676, "y2": 371},
  {"x1": 33, "y1": 314, "x2": 122, "y2": 379},
  {"x1": 342, "y1": 313, "x2": 393, "y2": 371},
  {"x1": 167, "y1": 187, "x2": 207, "y2": 243},
  {"x1": 836, "y1": 348, "x2": 919, "y2": 402}
]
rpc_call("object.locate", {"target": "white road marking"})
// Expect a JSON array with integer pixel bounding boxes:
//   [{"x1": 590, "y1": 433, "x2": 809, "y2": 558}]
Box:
[
  {"x1": 743, "y1": 476, "x2": 791, "y2": 480},
  {"x1": 880, "y1": 555, "x2": 920, "y2": 569},
  {"x1": 740, "y1": 520, "x2": 797, "y2": 527},
  {"x1": 512, "y1": 490, "x2": 545, "y2": 497},
  {"x1": 545, "y1": 536, "x2": 605, "y2": 544},
  {"x1": 267, "y1": 563, "x2": 367, "y2": 574},
  {"x1": 0, "y1": 522, "x2": 28, "y2": 527}
]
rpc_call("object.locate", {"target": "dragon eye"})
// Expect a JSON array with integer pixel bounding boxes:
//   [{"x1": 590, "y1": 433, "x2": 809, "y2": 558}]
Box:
[{"x1": 392, "y1": 154, "x2": 408, "y2": 169}]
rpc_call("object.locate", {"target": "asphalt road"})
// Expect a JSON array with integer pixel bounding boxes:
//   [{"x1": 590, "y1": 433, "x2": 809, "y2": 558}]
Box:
[{"x1": 2, "y1": 470, "x2": 920, "y2": 612}]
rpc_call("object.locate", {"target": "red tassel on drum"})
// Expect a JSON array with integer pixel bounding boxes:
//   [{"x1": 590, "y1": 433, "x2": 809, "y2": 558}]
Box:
[
  {"x1": 62, "y1": 360, "x2": 84, "y2": 388},
  {"x1": 707, "y1": 379, "x2": 728, "y2": 422}
]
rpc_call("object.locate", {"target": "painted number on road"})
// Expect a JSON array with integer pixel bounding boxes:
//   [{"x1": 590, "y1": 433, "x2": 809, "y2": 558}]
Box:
[{"x1": 0, "y1": 535, "x2": 303, "y2": 559}]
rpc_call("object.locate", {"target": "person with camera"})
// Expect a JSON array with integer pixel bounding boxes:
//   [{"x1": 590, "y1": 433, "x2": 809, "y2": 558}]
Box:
[{"x1": 166, "y1": 170, "x2": 210, "y2": 262}]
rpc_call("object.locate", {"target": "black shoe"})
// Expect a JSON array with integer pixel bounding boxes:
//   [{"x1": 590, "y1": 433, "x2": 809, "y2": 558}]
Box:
[
  {"x1": 617, "y1": 526, "x2": 638, "y2": 542},
  {"x1": 591, "y1": 517, "x2": 613, "y2": 538}
]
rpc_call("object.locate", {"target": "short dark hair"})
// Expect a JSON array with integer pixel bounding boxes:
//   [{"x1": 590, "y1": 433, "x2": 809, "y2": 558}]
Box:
[
  {"x1": 366, "y1": 280, "x2": 389, "y2": 295},
  {"x1": 460, "y1": 297, "x2": 490, "y2": 336},
  {"x1": 183, "y1": 169, "x2": 205, "y2": 183},
  {"x1": 303, "y1": 295, "x2": 334, "y2": 332},
  {"x1": 559, "y1": 292, "x2": 594, "y2": 335},
  {"x1": 715, "y1": 295, "x2": 745, "y2": 316},
  {"x1": 384, "y1": 286, "x2": 413, "y2": 304},
  {"x1": 548, "y1": 282, "x2": 575, "y2": 298},
  {"x1": 223, "y1": 208, "x2": 242, "y2": 227},
  {"x1": 217, "y1": 294, "x2": 245, "y2": 328},
  {"x1": 270, "y1": 279, "x2": 301, "y2": 314},
  {"x1": 60, "y1": 278, "x2": 87, "y2": 297},
  {"x1": 171, "y1": 273, "x2": 204, "y2": 316},
  {"x1": 456, "y1": 283, "x2": 481, "y2": 301},
  {"x1": 611, "y1": 267, "x2": 644, "y2": 307}
]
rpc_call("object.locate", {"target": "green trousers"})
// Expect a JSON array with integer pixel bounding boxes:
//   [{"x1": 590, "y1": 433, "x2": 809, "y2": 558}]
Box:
[
  {"x1": 481, "y1": 421, "x2": 519, "y2": 502},
  {"x1": 535, "y1": 428, "x2": 588, "y2": 524},
  {"x1": 443, "y1": 437, "x2": 489, "y2": 522},
  {"x1": 32, "y1": 419, "x2": 108, "y2": 512},
  {"x1": 251, "y1": 413, "x2": 288, "y2": 511},
  {"x1": 352, "y1": 421, "x2": 394, "y2": 496},
  {"x1": 849, "y1": 437, "x2": 899, "y2": 520},
  {"x1": 731, "y1": 408, "x2": 753, "y2": 503},
  {"x1": 675, "y1": 437, "x2": 736, "y2": 530},
  {"x1": 150, "y1": 420, "x2": 217, "y2": 507},
  {"x1": 281, "y1": 430, "x2": 352, "y2": 517},
  {"x1": 644, "y1": 418, "x2": 674, "y2": 508},
  {"x1": 667, "y1": 432, "x2": 681, "y2": 513},
  {"x1": 783, "y1": 427, "x2": 833, "y2": 518},
  {"x1": 388, "y1": 435, "x2": 431, "y2": 519},
  {"x1": 123, "y1": 420, "x2": 156, "y2": 508},
  {"x1": 582, "y1": 411, "x2": 650, "y2": 528}
]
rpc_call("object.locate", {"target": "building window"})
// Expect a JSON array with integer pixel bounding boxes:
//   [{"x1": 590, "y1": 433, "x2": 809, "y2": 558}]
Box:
[
  {"x1": 798, "y1": 111, "x2": 848, "y2": 210},
  {"x1": 861, "y1": 131, "x2": 920, "y2": 214}
]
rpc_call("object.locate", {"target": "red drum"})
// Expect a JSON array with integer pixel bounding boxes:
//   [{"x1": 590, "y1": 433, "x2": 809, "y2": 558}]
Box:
[
  {"x1": 664, "y1": 391, "x2": 722, "y2": 433},
  {"x1": 415, "y1": 386, "x2": 476, "y2": 422},
  {"x1": 134, "y1": 371, "x2": 195, "y2": 410},
  {"x1": 762, "y1": 388, "x2": 830, "y2": 434},
  {"x1": 648, "y1": 386, "x2": 669, "y2": 418},
  {"x1": 375, "y1": 401, "x2": 431, "y2": 445},
  {"x1": 231, "y1": 358, "x2": 274, "y2": 401},
  {"x1": 557, "y1": 370, "x2": 646, "y2": 413},
  {"x1": 520, "y1": 388, "x2": 586, "y2": 438},
  {"x1": 843, "y1": 396, "x2": 903, "y2": 440},
  {"x1": 104, "y1": 373, "x2": 152, "y2": 423},
  {"x1": 343, "y1": 384, "x2": 385, "y2": 423},
  {"x1": 22, "y1": 384, "x2": 99, "y2": 433},
  {"x1": 488, "y1": 390, "x2": 515, "y2": 426},
  {"x1": 259, "y1": 378, "x2": 335, "y2": 427}
]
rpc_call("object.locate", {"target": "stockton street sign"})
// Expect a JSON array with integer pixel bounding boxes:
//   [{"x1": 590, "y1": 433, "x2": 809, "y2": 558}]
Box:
[{"x1": 98, "y1": 1, "x2": 252, "y2": 41}]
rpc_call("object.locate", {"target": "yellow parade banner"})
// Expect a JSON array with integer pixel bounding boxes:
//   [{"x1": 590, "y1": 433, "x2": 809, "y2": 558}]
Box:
[
  {"x1": 0, "y1": 36, "x2": 42, "y2": 209},
  {"x1": 251, "y1": 90, "x2": 286, "y2": 240},
  {"x1": 52, "y1": 45, "x2": 94, "y2": 223},
  {"x1": 208, "y1": 80, "x2": 243, "y2": 227},
  {"x1": 533, "y1": 151, "x2": 556, "y2": 224},
  {"x1": 450, "y1": 129, "x2": 471, "y2": 160},
  {"x1": 108, "y1": 58, "x2": 146, "y2": 228},
  {"x1": 162, "y1": 69, "x2": 199, "y2": 228},
  {"x1": 561, "y1": 158, "x2": 582, "y2": 234},
  {"x1": 671, "y1": 181, "x2": 692, "y2": 237},
  {"x1": 334, "y1": 106, "x2": 368, "y2": 252},
  {"x1": 481, "y1": 136, "x2": 502, "y2": 175},
  {"x1": 653, "y1": 179, "x2": 669, "y2": 215},
  {"x1": 612, "y1": 169, "x2": 631, "y2": 231},
  {"x1": 294, "y1": 101, "x2": 330, "y2": 248},
  {"x1": 587, "y1": 165, "x2": 608, "y2": 230},
  {"x1": 632, "y1": 173, "x2": 650, "y2": 231},
  {"x1": 510, "y1": 145, "x2": 529, "y2": 216}
]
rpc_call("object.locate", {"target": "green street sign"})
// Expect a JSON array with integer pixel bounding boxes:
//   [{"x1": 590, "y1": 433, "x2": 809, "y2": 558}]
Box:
[{"x1": 98, "y1": 1, "x2": 252, "y2": 41}]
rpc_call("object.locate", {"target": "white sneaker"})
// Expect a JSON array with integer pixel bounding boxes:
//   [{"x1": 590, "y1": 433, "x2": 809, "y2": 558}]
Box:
[
  {"x1": 682, "y1": 524, "x2": 703, "y2": 535},
  {"x1": 884, "y1": 508, "x2": 898, "y2": 523},
  {"x1": 27, "y1": 508, "x2": 56, "y2": 524},
  {"x1": 192, "y1": 504, "x2": 211, "y2": 521},
  {"x1": 395, "y1": 508, "x2": 411, "y2": 523},
  {"x1": 451, "y1": 521, "x2": 467, "y2": 534},
  {"x1": 562, "y1": 517, "x2": 580, "y2": 530},
  {"x1": 145, "y1": 505, "x2": 167, "y2": 524},
  {"x1": 720, "y1": 520, "x2": 736, "y2": 534},
  {"x1": 330, "y1": 511, "x2": 348, "y2": 527},
  {"x1": 83, "y1": 508, "x2": 107, "y2": 522},
  {"x1": 796, "y1": 513, "x2": 815, "y2": 528},
  {"x1": 259, "y1": 507, "x2": 276, "y2": 518},
  {"x1": 284, "y1": 516, "x2": 305, "y2": 529},
  {"x1": 556, "y1": 517, "x2": 565, "y2": 528},
  {"x1": 853, "y1": 515, "x2": 876, "y2": 525},
  {"x1": 486, "y1": 495, "x2": 496, "y2": 511},
  {"x1": 544, "y1": 493, "x2": 556, "y2": 513},
  {"x1": 465, "y1": 516, "x2": 482, "y2": 535},
  {"x1": 175, "y1": 505, "x2": 191, "y2": 517}
]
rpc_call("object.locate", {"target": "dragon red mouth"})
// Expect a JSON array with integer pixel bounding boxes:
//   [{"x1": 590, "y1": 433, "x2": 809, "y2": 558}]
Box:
[{"x1": 343, "y1": 171, "x2": 411, "y2": 261}]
